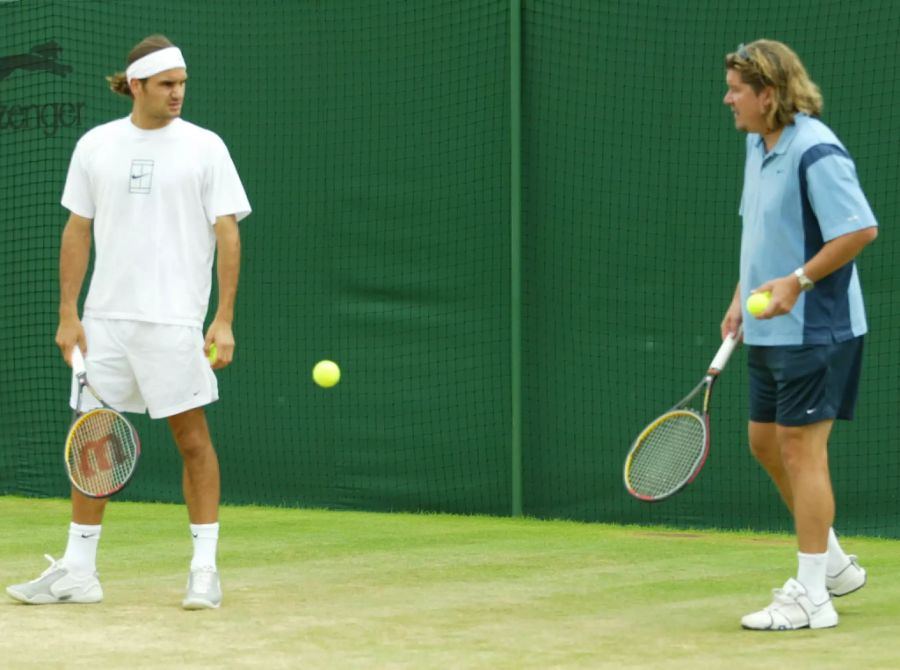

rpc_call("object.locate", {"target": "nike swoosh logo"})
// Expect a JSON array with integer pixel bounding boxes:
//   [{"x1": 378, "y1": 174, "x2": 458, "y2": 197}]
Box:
[
  {"x1": 191, "y1": 533, "x2": 199, "y2": 538},
  {"x1": 131, "y1": 174, "x2": 142, "y2": 179},
  {"x1": 806, "y1": 409, "x2": 817, "y2": 414},
  {"x1": 81, "y1": 533, "x2": 96, "y2": 539}
]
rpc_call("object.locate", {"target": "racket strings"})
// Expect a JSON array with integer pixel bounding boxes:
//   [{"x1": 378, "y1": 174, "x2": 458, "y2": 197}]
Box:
[
  {"x1": 66, "y1": 409, "x2": 139, "y2": 496},
  {"x1": 626, "y1": 412, "x2": 706, "y2": 499}
]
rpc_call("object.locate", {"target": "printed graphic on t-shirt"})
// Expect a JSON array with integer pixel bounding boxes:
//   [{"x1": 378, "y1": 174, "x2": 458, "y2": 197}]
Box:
[{"x1": 129, "y1": 159, "x2": 154, "y2": 194}]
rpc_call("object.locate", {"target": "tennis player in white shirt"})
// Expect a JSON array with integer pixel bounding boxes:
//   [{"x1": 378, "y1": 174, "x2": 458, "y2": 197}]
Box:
[{"x1": 7, "y1": 34, "x2": 251, "y2": 610}]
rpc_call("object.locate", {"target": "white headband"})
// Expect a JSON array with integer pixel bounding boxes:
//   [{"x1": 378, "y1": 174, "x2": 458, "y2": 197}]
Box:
[{"x1": 126, "y1": 46, "x2": 186, "y2": 82}]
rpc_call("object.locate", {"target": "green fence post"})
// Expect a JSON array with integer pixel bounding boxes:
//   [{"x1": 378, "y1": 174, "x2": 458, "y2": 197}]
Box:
[{"x1": 510, "y1": 0, "x2": 523, "y2": 517}]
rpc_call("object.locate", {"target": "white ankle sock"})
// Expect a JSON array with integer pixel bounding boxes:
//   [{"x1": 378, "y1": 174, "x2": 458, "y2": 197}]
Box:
[
  {"x1": 797, "y1": 551, "x2": 828, "y2": 603},
  {"x1": 190, "y1": 522, "x2": 219, "y2": 571},
  {"x1": 63, "y1": 523, "x2": 101, "y2": 575},
  {"x1": 826, "y1": 527, "x2": 850, "y2": 575}
]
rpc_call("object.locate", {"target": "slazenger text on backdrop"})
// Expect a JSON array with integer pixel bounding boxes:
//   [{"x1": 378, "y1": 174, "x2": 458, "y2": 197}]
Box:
[{"x1": 0, "y1": 101, "x2": 85, "y2": 136}]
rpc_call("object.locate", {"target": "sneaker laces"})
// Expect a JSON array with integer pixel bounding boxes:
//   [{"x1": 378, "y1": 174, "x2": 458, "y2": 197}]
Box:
[
  {"x1": 768, "y1": 589, "x2": 795, "y2": 608},
  {"x1": 34, "y1": 554, "x2": 64, "y2": 581},
  {"x1": 768, "y1": 581, "x2": 805, "y2": 608}
]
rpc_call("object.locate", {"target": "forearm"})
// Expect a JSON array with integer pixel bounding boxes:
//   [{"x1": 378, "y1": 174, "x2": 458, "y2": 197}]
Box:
[
  {"x1": 721, "y1": 281, "x2": 743, "y2": 339},
  {"x1": 752, "y1": 226, "x2": 878, "y2": 319},
  {"x1": 213, "y1": 215, "x2": 241, "y2": 325},
  {"x1": 59, "y1": 215, "x2": 92, "y2": 319},
  {"x1": 802, "y1": 227, "x2": 878, "y2": 284}
]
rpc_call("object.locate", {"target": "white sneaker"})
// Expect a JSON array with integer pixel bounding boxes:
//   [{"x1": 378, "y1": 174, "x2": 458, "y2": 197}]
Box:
[
  {"x1": 827, "y1": 555, "x2": 866, "y2": 597},
  {"x1": 741, "y1": 578, "x2": 838, "y2": 631},
  {"x1": 182, "y1": 566, "x2": 221, "y2": 610},
  {"x1": 6, "y1": 555, "x2": 102, "y2": 605}
]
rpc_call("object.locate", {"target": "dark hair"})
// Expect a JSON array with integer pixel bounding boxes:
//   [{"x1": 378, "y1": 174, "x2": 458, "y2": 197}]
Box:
[{"x1": 106, "y1": 34, "x2": 175, "y2": 98}]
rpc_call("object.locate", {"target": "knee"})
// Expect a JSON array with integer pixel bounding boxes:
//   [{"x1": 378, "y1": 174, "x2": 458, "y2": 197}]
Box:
[
  {"x1": 777, "y1": 426, "x2": 826, "y2": 474},
  {"x1": 168, "y1": 410, "x2": 214, "y2": 461},
  {"x1": 748, "y1": 437, "x2": 778, "y2": 465},
  {"x1": 172, "y1": 425, "x2": 214, "y2": 460},
  {"x1": 748, "y1": 421, "x2": 778, "y2": 465}
]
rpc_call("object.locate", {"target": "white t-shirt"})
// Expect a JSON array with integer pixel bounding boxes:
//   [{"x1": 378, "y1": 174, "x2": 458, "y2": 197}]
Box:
[{"x1": 61, "y1": 116, "x2": 251, "y2": 328}]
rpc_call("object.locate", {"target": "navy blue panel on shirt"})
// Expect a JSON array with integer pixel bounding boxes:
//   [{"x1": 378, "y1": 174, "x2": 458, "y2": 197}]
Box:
[{"x1": 798, "y1": 144, "x2": 855, "y2": 343}]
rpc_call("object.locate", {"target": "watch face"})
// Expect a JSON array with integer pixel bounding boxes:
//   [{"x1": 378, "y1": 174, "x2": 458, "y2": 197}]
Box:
[{"x1": 795, "y1": 269, "x2": 813, "y2": 291}]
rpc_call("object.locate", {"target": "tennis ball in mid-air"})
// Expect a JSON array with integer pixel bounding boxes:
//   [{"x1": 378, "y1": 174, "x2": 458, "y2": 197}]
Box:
[
  {"x1": 313, "y1": 360, "x2": 341, "y2": 388},
  {"x1": 746, "y1": 291, "x2": 772, "y2": 317},
  {"x1": 207, "y1": 343, "x2": 218, "y2": 365}
]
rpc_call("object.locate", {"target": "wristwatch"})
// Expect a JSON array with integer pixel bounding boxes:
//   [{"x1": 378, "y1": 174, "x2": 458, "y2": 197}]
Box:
[{"x1": 794, "y1": 267, "x2": 815, "y2": 292}]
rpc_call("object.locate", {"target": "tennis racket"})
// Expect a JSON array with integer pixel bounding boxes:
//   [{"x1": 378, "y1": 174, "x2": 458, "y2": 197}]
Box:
[
  {"x1": 64, "y1": 345, "x2": 141, "y2": 498},
  {"x1": 623, "y1": 327, "x2": 742, "y2": 502}
]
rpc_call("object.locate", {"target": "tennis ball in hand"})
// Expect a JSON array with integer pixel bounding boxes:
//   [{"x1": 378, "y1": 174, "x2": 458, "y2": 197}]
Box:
[
  {"x1": 207, "y1": 343, "x2": 218, "y2": 365},
  {"x1": 746, "y1": 291, "x2": 772, "y2": 317},
  {"x1": 313, "y1": 360, "x2": 341, "y2": 388}
]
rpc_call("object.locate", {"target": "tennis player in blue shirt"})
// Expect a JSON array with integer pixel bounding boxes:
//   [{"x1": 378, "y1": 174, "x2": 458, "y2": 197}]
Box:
[{"x1": 721, "y1": 40, "x2": 878, "y2": 631}]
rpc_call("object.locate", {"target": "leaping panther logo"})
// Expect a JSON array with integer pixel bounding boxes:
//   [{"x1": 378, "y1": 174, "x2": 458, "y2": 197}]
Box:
[{"x1": 0, "y1": 42, "x2": 72, "y2": 82}]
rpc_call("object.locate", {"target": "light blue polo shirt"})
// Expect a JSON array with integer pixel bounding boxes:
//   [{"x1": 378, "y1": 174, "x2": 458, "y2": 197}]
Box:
[{"x1": 739, "y1": 113, "x2": 877, "y2": 345}]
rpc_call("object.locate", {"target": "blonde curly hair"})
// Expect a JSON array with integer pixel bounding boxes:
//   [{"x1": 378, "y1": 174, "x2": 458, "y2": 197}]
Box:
[{"x1": 725, "y1": 39, "x2": 823, "y2": 132}]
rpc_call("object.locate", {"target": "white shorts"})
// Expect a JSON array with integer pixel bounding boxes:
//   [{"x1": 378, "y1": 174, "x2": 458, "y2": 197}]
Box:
[{"x1": 71, "y1": 318, "x2": 218, "y2": 419}]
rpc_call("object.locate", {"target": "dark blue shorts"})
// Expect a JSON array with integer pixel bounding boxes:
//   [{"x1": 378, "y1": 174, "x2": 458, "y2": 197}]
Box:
[{"x1": 747, "y1": 337, "x2": 864, "y2": 426}]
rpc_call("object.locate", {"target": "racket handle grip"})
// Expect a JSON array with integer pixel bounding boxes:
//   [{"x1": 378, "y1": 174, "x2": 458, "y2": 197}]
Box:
[
  {"x1": 708, "y1": 325, "x2": 742, "y2": 373},
  {"x1": 70, "y1": 344, "x2": 86, "y2": 376}
]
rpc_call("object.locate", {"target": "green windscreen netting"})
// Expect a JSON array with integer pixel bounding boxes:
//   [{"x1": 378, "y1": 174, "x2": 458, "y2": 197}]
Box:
[
  {"x1": 2, "y1": 0, "x2": 898, "y2": 536},
  {"x1": 520, "y1": 0, "x2": 900, "y2": 535}
]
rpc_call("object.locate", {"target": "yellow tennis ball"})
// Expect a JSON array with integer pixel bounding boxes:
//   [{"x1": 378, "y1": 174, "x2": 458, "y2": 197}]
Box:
[
  {"x1": 207, "y1": 343, "x2": 218, "y2": 365},
  {"x1": 746, "y1": 291, "x2": 772, "y2": 317},
  {"x1": 313, "y1": 360, "x2": 341, "y2": 388}
]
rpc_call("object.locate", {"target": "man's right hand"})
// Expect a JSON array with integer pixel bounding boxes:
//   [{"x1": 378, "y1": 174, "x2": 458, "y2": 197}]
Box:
[
  {"x1": 56, "y1": 315, "x2": 86, "y2": 367},
  {"x1": 721, "y1": 295, "x2": 743, "y2": 342}
]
